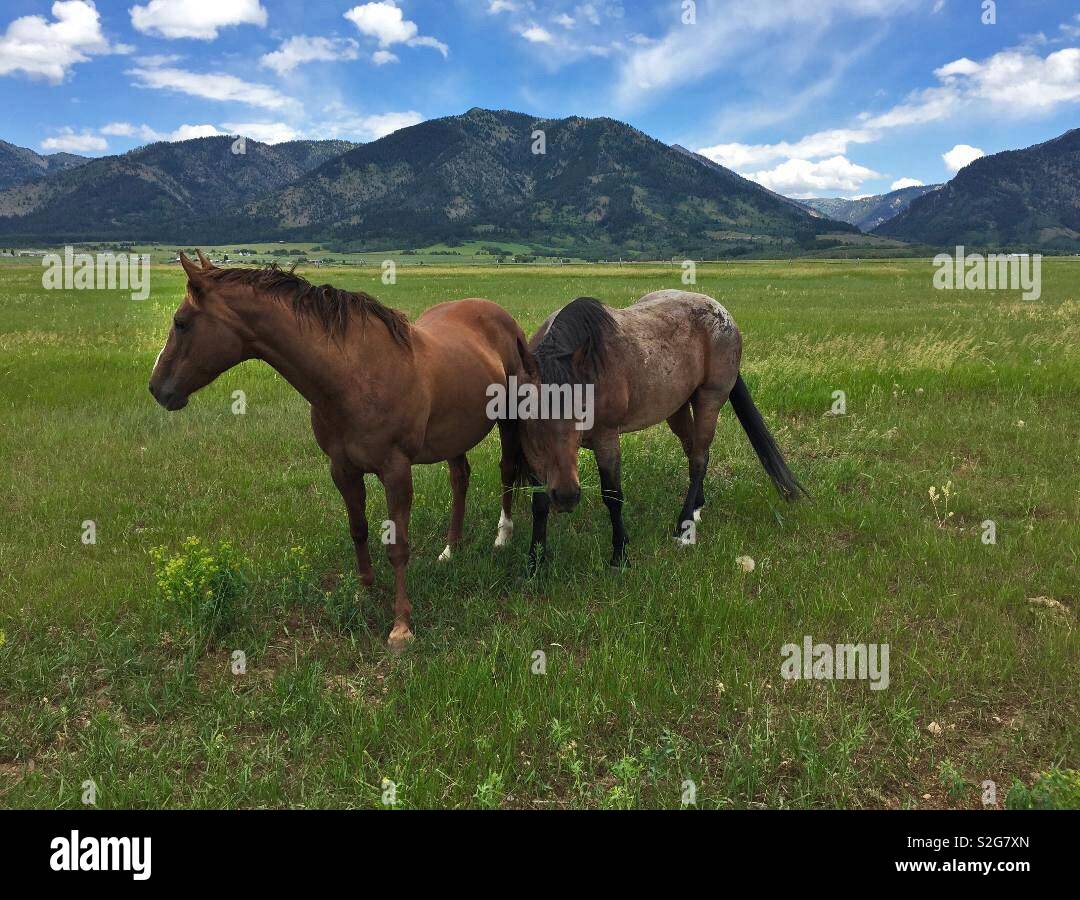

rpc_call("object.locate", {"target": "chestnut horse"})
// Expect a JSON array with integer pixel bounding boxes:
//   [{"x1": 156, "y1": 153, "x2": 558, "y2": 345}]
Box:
[
  {"x1": 518, "y1": 290, "x2": 806, "y2": 571},
  {"x1": 150, "y1": 251, "x2": 528, "y2": 651}
]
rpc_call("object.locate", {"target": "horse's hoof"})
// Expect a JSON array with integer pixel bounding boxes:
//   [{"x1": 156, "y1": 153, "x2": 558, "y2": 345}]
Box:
[
  {"x1": 387, "y1": 624, "x2": 414, "y2": 654},
  {"x1": 438, "y1": 544, "x2": 452, "y2": 562},
  {"x1": 360, "y1": 571, "x2": 375, "y2": 587},
  {"x1": 494, "y1": 512, "x2": 513, "y2": 547}
]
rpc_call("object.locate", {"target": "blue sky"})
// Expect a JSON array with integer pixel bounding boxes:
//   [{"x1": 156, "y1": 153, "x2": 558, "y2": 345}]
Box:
[{"x1": 2, "y1": 0, "x2": 1078, "y2": 197}]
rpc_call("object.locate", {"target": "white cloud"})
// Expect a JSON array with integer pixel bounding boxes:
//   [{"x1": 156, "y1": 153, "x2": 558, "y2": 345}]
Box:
[
  {"x1": 130, "y1": 0, "x2": 267, "y2": 41},
  {"x1": 942, "y1": 143, "x2": 984, "y2": 172},
  {"x1": 863, "y1": 47, "x2": 1080, "y2": 129},
  {"x1": 616, "y1": 0, "x2": 916, "y2": 107},
  {"x1": 221, "y1": 121, "x2": 297, "y2": 143},
  {"x1": 890, "y1": 177, "x2": 924, "y2": 190},
  {"x1": 167, "y1": 123, "x2": 226, "y2": 140},
  {"x1": 487, "y1": 0, "x2": 517, "y2": 12},
  {"x1": 0, "y1": 0, "x2": 122, "y2": 83},
  {"x1": 486, "y1": 1, "x2": 624, "y2": 65},
  {"x1": 100, "y1": 121, "x2": 137, "y2": 136},
  {"x1": 407, "y1": 35, "x2": 448, "y2": 57},
  {"x1": 40, "y1": 126, "x2": 107, "y2": 153},
  {"x1": 698, "y1": 127, "x2": 879, "y2": 171},
  {"x1": 133, "y1": 53, "x2": 182, "y2": 67},
  {"x1": 315, "y1": 107, "x2": 423, "y2": 141},
  {"x1": 352, "y1": 110, "x2": 423, "y2": 140},
  {"x1": 100, "y1": 120, "x2": 295, "y2": 144},
  {"x1": 934, "y1": 57, "x2": 980, "y2": 78},
  {"x1": 260, "y1": 36, "x2": 360, "y2": 76},
  {"x1": 372, "y1": 50, "x2": 398, "y2": 65},
  {"x1": 345, "y1": 1, "x2": 414, "y2": 44},
  {"x1": 520, "y1": 26, "x2": 554, "y2": 44},
  {"x1": 102, "y1": 121, "x2": 223, "y2": 142},
  {"x1": 127, "y1": 65, "x2": 296, "y2": 110},
  {"x1": 745, "y1": 155, "x2": 881, "y2": 197},
  {"x1": 344, "y1": 2, "x2": 447, "y2": 56},
  {"x1": 697, "y1": 40, "x2": 1080, "y2": 198}
]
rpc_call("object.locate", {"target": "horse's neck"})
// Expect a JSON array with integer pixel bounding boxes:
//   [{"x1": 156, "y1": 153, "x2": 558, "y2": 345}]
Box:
[{"x1": 243, "y1": 300, "x2": 357, "y2": 410}]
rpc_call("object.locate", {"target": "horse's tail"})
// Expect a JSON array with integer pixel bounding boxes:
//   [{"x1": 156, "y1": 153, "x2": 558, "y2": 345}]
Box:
[{"x1": 729, "y1": 374, "x2": 807, "y2": 502}]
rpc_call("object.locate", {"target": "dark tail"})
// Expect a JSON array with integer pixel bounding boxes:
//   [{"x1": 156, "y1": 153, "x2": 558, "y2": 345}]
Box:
[{"x1": 729, "y1": 374, "x2": 807, "y2": 502}]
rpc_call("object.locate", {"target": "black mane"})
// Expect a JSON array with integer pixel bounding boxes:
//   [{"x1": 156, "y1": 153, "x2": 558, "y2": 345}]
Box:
[
  {"x1": 534, "y1": 296, "x2": 615, "y2": 384},
  {"x1": 202, "y1": 263, "x2": 410, "y2": 346}
]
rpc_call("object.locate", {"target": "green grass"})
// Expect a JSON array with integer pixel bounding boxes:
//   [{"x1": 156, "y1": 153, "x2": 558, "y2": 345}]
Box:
[{"x1": 0, "y1": 258, "x2": 1076, "y2": 809}]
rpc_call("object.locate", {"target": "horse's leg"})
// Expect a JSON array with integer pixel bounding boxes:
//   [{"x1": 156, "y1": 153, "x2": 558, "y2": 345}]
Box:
[
  {"x1": 494, "y1": 421, "x2": 518, "y2": 548},
  {"x1": 527, "y1": 473, "x2": 550, "y2": 576},
  {"x1": 330, "y1": 459, "x2": 375, "y2": 587},
  {"x1": 674, "y1": 389, "x2": 724, "y2": 543},
  {"x1": 593, "y1": 432, "x2": 628, "y2": 568},
  {"x1": 379, "y1": 456, "x2": 414, "y2": 651},
  {"x1": 666, "y1": 401, "x2": 704, "y2": 523},
  {"x1": 438, "y1": 453, "x2": 471, "y2": 561}
]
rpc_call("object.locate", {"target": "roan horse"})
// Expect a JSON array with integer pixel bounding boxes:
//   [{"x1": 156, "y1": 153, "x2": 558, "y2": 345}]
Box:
[
  {"x1": 517, "y1": 290, "x2": 806, "y2": 570},
  {"x1": 149, "y1": 251, "x2": 528, "y2": 651}
]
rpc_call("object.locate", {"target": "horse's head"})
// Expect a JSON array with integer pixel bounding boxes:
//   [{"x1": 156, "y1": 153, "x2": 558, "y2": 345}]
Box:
[
  {"x1": 520, "y1": 403, "x2": 584, "y2": 513},
  {"x1": 518, "y1": 298, "x2": 612, "y2": 512},
  {"x1": 149, "y1": 251, "x2": 254, "y2": 411},
  {"x1": 516, "y1": 347, "x2": 596, "y2": 512}
]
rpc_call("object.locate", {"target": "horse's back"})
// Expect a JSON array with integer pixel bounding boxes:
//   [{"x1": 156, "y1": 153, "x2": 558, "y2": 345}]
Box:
[
  {"x1": 409, "y1": 298, "x2": 528, "y2": 463},
  {"x1": 416, "y1": 298, "x2": 524, "y2": 355},
  {"x1": 620, "y1": 289, "x2": 737, "y2": 338},
  {"x1": 605, "y1": 289, "x2": 741, "y2": 432}
]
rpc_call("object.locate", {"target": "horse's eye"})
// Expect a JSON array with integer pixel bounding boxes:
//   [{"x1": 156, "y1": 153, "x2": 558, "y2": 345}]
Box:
[{"x1": 173, "y1": 317, "x2": 189, "y2": 333}]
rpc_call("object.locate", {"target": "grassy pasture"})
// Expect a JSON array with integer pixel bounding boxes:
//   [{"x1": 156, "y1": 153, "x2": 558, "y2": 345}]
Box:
[{"x1": 0, "y1": 258, "x2": 1076, "y2": 809}]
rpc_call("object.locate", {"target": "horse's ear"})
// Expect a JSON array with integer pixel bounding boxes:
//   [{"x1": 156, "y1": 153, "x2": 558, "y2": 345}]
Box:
[
  {"x1": 179, "y1": 252, "x2": 203, "y2": 280},
  {"x1": 517, "y1": 337, "x2": 539, "y2": 381},
  {"x1": 195, "y1": 249, "x2": 216, "y2": 269}
]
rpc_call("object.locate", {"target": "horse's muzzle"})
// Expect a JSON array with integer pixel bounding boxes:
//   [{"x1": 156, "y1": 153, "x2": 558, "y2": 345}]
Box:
[
  {"x1": 149, "y1": 381, "x2": 188, "y2": 411},
  {"x1": 549, "y1": 486, "x2": 581, "y2": 513}
]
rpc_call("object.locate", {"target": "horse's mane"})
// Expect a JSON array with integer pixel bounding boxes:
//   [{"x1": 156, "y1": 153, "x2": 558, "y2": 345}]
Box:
[
  {"x1": 534, "y1": 296, "x2": 615, "y2": 384},
  {"x1": 202, "y1": 263, "x2": 411, "y2": 346}
]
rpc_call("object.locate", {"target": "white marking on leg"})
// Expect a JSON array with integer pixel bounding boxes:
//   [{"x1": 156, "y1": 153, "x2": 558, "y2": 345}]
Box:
[
  {"x1": 494, "y1": 509, "x2": 513, "y2": 547},
  {"x1": 693, "y1": 508, "x2": 702, "y2": 523},
  {"x1": 438, "y1": 544, "x2": 452, "y2": 562}
]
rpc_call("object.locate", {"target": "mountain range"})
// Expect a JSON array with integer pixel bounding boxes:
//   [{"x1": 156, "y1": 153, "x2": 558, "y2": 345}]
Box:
[
  {"x1": 874, "y1": 128, "x2": 1080, "y2": 250},
  {"x1": 0, "y1": 140, "x2": 90, "y2": 191},
  {"x1": 0, "y1": 110, "x2": 1076, "y2": 255},
  {"x1": 801, "y1": 184, "x2": 941, "y2": 231},
  {"x1": 0, "y1": 109, "x2": 849, "y2": 256},
  {"x1": 224, "y1": 108, "x2": 850, "y2": 257},
  {"x1": 0, "y1": 138, "x2": 356, "y2": 244}
]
